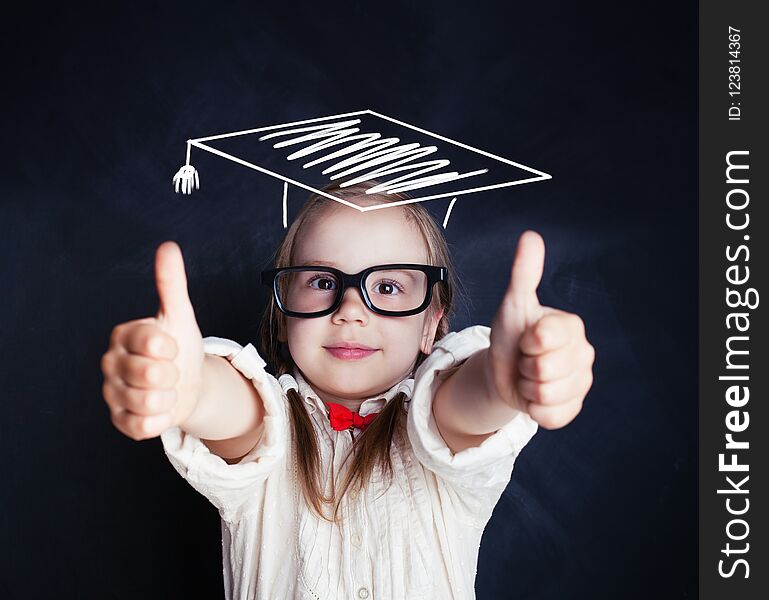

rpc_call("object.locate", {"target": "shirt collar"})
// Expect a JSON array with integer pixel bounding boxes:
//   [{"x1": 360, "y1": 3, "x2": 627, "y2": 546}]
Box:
[{"x1": 278, "y1": 368, "x2": 414, "y2": 418}]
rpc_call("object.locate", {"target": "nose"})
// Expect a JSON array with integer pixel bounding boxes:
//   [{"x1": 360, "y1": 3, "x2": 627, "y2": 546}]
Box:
[{"x1": 331, "y1": 287, "x2": 370, "y2": 325}]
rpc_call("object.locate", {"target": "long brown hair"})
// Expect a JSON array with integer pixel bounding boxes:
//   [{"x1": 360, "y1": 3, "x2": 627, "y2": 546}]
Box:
[{"x1": 258, "y1": 181, "x2": 464, "y2": 523}]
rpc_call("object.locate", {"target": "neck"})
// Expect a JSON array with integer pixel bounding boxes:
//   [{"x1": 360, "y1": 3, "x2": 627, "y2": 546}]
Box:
[
  {"x1": 298, "y1": 370, "x2": 410, "y2": 414},
  {"x1": 315, "y1": 391, "x2": 365, "y2": 413},
  {"x1": 295, "y1": 361, "x2": 417, "y2": 413}
]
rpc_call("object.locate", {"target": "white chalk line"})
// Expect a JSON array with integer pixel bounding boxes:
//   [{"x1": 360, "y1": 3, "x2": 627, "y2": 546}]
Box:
[
  {"x1": 282, "y1": 182, "x2": 288, "y2": 228},
  {"x1": 181, "y1": 109, "x2": 552, "y2": 214},
  {"x1": 366, "y1": 110, "x2": 552, "y2": 180},
  {"x1": 357, "y1": 175, "x2": 549, "y2": 210},
  {"x1": 443, "y1": 198, "x2": 458, "y2": 229},
  {"x1": 257, "y1": 119, "x2": 488, "y2": 196},
  {"x1": 189, "y1": 111, "x2": 369, "y2": 143},
  {"x1": 188, "y1": 141, "x2": 369, "y2": 212}
]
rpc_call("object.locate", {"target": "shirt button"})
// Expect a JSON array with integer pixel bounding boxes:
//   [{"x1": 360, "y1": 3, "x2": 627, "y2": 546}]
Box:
[
  {"x1": 350, "y1": 490, "x2": 358, "y2": 500},
  {"x1": 351, "y1": 533, "x2": 362, "y2": 547},
  {"x1": 357, "y1": 587, "x2": 369, "y2": 599}
]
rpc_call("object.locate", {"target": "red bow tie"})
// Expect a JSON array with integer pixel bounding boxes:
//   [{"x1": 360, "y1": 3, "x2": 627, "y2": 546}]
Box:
[{"x1": 327, "y1": 403, "x2": 380, "y2": 432}]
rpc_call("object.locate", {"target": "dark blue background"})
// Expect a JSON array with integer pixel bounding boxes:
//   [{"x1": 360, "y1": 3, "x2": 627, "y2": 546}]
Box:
[{"x1": 1, "y1": 2, "x2": 697, "y2": 598}]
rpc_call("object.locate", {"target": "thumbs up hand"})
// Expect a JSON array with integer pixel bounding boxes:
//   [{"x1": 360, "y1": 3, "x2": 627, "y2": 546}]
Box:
[
  {"x1": 101, "y1": 242, "x2": 205, "y2": 440},
  {"x1": 485, "y1": 231, "x2": 595, "y2": 430}
]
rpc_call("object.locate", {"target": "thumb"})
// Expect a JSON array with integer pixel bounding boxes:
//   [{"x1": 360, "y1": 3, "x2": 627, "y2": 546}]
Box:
[
  {"x1": 154, "y1": 241, "x2": 195, "y2": 323},
  {"x1": 487, "y1": 230, "x2": 547, "y2": 412},
  {"x1": 505, "y1": 230, "x2": 545, "y2": 314}
]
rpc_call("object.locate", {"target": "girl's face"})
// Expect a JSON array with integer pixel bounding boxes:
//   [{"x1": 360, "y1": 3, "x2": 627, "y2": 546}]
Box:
[{"x1": 283, "y1": 204, "x2": 443, "y2": 403}]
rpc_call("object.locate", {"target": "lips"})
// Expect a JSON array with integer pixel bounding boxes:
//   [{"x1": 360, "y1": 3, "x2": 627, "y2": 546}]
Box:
[
  {"x1": 324, "y1": 342, "x2": 378, "y2": 361},
  {"x1": 325, "y1": 341, "x2": 377, "y2": 351}
]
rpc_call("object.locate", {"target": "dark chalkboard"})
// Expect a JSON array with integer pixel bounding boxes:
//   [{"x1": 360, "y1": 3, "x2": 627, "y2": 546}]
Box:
[{"x1": 1, "y1": 2, "x2": 697, "y2": 598}]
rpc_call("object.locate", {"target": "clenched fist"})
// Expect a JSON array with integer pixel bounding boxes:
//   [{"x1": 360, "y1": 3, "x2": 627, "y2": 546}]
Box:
[
  {"x1": 486, "y1": 231, "x2": 595, "y2": 430},
  {"x1": 101, "y1": 241, "x2": 205, "y2": 440}
]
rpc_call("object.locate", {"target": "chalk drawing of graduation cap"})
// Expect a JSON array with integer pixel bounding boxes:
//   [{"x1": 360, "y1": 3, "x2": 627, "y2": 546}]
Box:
[{"x1": 172, "y1": 109, "x2": 551, "y2": 229}]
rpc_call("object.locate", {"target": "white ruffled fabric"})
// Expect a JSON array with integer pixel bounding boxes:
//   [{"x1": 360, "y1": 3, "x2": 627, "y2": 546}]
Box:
[{"x1": 160, "y1": 325, "x2": 538, "y2": 600}]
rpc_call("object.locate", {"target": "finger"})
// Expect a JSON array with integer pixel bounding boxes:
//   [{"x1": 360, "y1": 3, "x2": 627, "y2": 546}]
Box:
[
  {"x1": 518, "y1": 397, "x2": 532, "y2": 416},
  {"x1": 154, "y1": 241, "x2": 195, "y2": 322},
  {"x1": 100, "y1": 350, "x2": 119, "y2": 380},
  {"x1": 121, "y1": 323, "x2": 179, "y2": 360},
  {"x1": 108, "y1": 317, "x2": 157, "y2": 351},
  {"x1": 519, "y1": 312, "x2": 585, "y2": 356},
  {"x1": 518, "y1": 345, "x2": 582, "y2": 382},
  {"x1": 116, "y1": 353, "x2": 179, "y2": 390},
  {"x1": 526, "y1": 396, "x2": 585, "y2": 430},
  {"x1": 517, "y1": 369, "x2": 593, "y2": 406},
  {"x1": 504, "y1": 230, "x2": 545, "y2": 310},
  {"x1": 112, "y1": 409, "x2": 174, "y2": 441},
  {"x1": 518, "y1": 324, "x2": 594, "y2": 380},
  {"x1": 103, "y1": 379, "x2": 177, "y2": 416}
]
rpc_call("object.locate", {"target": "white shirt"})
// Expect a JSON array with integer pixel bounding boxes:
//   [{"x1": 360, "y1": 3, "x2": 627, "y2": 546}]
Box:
[{"x1": 160, "y1": 325, "x2": 538, "y2": 600}]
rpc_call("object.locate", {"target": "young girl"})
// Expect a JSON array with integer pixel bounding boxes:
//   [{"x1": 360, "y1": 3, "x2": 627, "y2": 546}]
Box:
[{"x1": 101, "y1": 181, "x2": 594, "y2": 600}]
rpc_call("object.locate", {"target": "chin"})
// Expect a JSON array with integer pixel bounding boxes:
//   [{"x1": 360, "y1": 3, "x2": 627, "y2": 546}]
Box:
[
  {"x1": 309, "y1": 363, "x2": 385, "y2": 395},
  {"x1": 325, "y1": 366, "x2": 377, "y2": 388}
]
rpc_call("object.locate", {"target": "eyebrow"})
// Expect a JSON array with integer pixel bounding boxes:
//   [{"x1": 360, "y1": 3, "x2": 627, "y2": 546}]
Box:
[
  {"x1": 302, "y1": 260, "x2": 338, "y2": 267},
  {"x1": 297, "y1": 261, "x2": 421, "y2": 280},
  {"x1": 300, "y1": 261, "x2": 424, "y2": 269}
]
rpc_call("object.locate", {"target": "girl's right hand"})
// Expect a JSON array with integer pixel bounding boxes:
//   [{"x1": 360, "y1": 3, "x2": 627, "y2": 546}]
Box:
[{"x1": 101, "y1": 241, "x2": 205, "y2": 441}]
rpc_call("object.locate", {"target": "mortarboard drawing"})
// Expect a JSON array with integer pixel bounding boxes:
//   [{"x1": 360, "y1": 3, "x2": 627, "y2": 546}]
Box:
[{"x1": 172, "y1": 109, "x2": 551, "y2": 229}]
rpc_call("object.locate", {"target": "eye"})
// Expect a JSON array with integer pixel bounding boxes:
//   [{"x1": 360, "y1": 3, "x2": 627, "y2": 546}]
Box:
[
  {"x1": 373, "y1": 279, "x2": 404, "y2": 295},
  {"x1": 307, "y1": 274, "x2": 338, "y2": 291}
]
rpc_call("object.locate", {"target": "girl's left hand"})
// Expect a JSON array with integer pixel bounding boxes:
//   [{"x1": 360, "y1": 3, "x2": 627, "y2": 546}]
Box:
[{"x1": 485, "y1": 230, "x2": 595, "y2": 429}]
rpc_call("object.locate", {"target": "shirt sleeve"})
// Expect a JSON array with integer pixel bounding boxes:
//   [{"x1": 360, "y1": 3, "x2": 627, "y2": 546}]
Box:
[
  {"x1": 406, "y1": 325, "x2": 538, "y2": 498},
  {"x1": 159, "y1": 336, "x2": 288, "y2": 523}
]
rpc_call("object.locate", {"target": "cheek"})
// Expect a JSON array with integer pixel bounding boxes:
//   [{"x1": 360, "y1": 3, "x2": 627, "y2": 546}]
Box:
[
  {"x1": 286, "y1": 316, "x2": 428, "y2": 352},
  {"x1": 389, "y1": 316, "x2": 427, "y2": 346},
  {"x1": 286, "y1": 320, "x2": 319, "y2": 352}
]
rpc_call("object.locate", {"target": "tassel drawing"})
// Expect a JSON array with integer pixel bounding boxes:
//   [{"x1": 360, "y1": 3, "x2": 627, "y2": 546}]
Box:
[{"x1": 172, "y1": 164, "x2": 199, "y2": 194}]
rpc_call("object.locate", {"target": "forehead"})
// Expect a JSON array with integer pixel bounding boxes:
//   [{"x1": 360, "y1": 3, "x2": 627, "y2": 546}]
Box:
[{"x1": 294, "y1": 204, "x2": 429, "y2": 270}]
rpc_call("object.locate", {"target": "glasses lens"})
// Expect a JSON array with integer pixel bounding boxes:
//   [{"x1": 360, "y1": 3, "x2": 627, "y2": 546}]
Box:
[
  {"x1": 275, "y1": 268, "x2": 430, "y2": 315},
  {"x1": 365, "y1": 268, "x2": 428, "y2": 312},
  {"x1": 276, "y1": 269, "x2": 340, "y2": 314}
]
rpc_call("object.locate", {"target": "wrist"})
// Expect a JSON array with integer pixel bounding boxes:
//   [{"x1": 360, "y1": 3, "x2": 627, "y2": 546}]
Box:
[
  {"x1": 175, "y1": 355, "x2": 211, "y2": 430},
  {"x1": 478, "y1": 347, "x2": 505, "y2": 406},
  {"x1": 481, "y1": 345, "x2": 523, "y2": 413}
]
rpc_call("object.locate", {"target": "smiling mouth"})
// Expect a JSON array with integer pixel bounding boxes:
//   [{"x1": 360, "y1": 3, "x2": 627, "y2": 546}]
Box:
[{"x1": 324, "y1": 347, "x2": 379, "y2": 360}]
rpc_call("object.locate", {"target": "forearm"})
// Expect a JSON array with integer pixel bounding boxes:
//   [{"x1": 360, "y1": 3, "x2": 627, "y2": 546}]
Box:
[
  {"x1": 433, "y1": 347, "x2": 522, "y2": 437},
  {"x1": 180, "y1": 354, "x2": 264, "y2": 441}
]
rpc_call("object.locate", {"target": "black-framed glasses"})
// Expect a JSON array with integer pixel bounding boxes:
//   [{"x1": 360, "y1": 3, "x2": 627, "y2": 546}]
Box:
[{"x1": 261, "y1": 264, "x2": 447, "y2": 318}]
